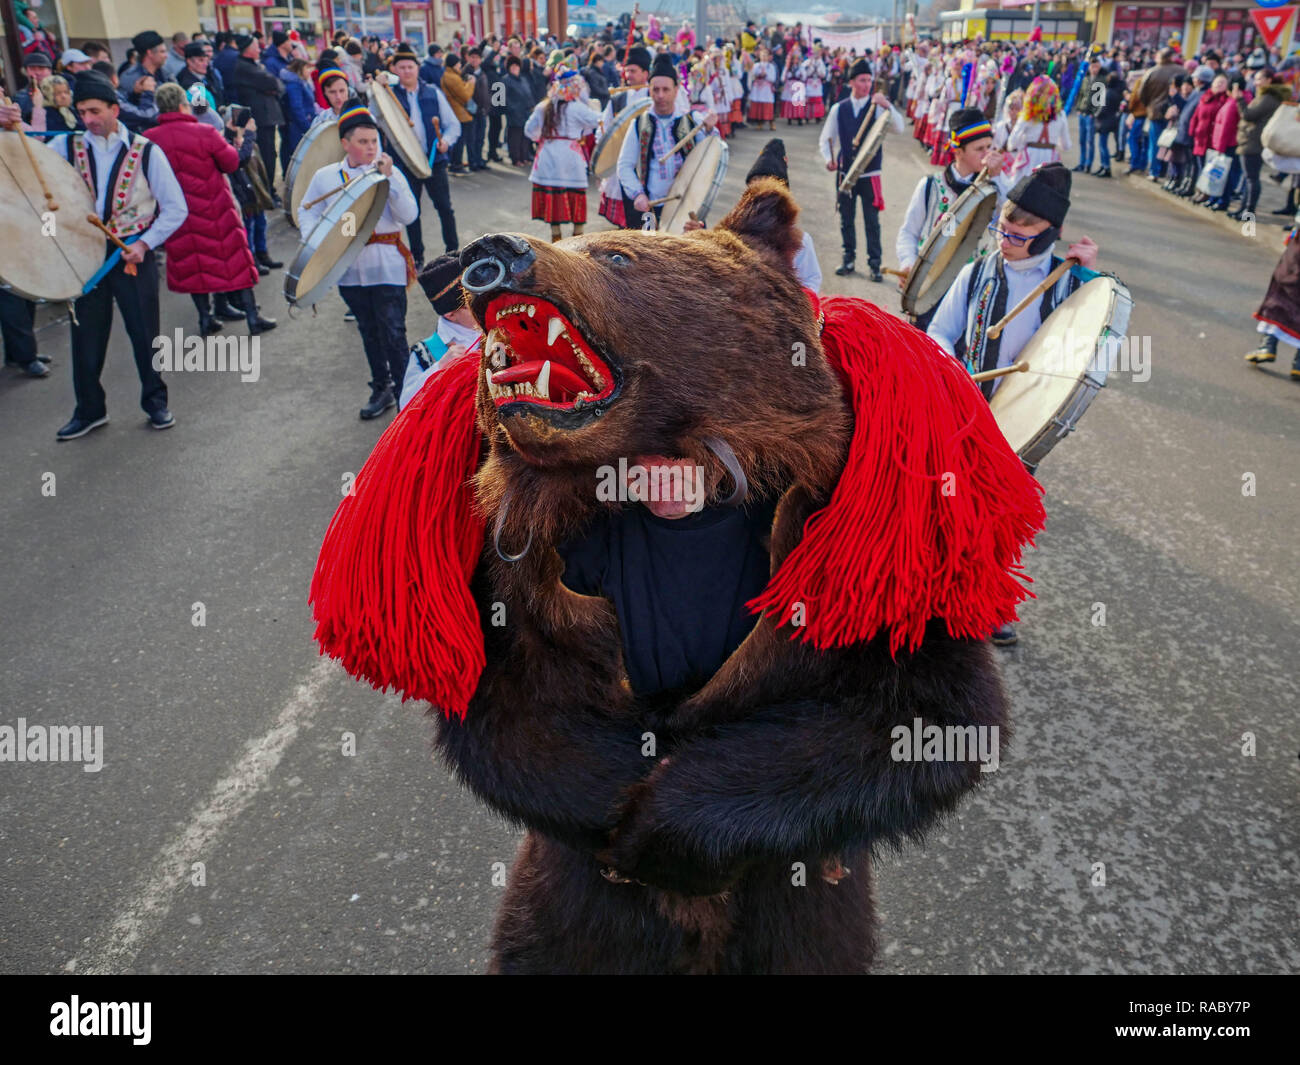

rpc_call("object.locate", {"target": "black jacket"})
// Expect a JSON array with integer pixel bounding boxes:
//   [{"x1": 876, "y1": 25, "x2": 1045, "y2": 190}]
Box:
[
  {"x1": 229, "y1": 54, "x2": 284, "y2": 128},
  {"x1": 178, "y1": 67, "x2": 226, "y2": 109}
]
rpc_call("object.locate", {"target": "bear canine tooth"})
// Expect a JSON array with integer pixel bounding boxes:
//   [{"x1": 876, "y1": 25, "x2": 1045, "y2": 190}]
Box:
[
  {"x1": 536, "y1": 361, "x2": 551, "y2": 401},
  {"x1": 547, "y1": 317, "x2": 565, "y2": 347},
  {"x1": 527, "y1": 304, "x2": 537, "y2": 318}
]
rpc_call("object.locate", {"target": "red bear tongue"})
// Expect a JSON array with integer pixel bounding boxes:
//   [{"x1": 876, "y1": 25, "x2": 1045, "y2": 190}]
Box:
[{"x1": 491, "y1": 360, "x2": 590, "y2": 397}]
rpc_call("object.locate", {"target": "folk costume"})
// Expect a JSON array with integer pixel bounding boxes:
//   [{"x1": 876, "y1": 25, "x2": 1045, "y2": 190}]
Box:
[
  {"x1": 928, "y1": 163, "x2": 1096, "y2": 401},
  {"x1": 819, "y1": 60, "x2": 904, "y2": 278},
  {"x1": 748, "y1": 56, "x2": 777, "y2": 126},
  {"x1": 297, "y1": 102, "x2": 420, "y2": 420},
  {"x1": 616, "y1": 55, "x2": 715, "y2": 230},
  {"x1": 525, "y1": 70, "x2": 601, "y2": 235},
  {"x1": 1007, "y1": 76, "x2": 1071, "y2": 171},
  {"x1": 400, "y1": 254, "x2": 484, "y2": 410},
  {"x1": 384, "y1": 47, "x2": 461, "y2": 262},
  {"x1": 596, "y1": 47, "x2": 653, "y2": 228},
  {"x1": 1246, "y1": 221, "x2": 1300, "y2": 378},
  {"x1": 308, "y1": 180, "x2": 1046, "y2": 974},
  {"x1": 58, "y1": 74, "x2": 189, "y2": 440}
]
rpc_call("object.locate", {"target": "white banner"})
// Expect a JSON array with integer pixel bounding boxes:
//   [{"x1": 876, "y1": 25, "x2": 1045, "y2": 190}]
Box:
[{"x1": 811, "y1": 28, "x2": 885, "y2": 53}]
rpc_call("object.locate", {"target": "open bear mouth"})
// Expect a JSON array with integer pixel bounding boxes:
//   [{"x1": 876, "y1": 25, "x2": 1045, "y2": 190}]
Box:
[{"x1": 483, "y1": 294, "x2": 618, "y2": 412}]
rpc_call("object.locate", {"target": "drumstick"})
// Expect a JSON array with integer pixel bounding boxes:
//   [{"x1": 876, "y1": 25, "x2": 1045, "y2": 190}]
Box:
[
  {"x1": 647, "y1": 194, "x2": 681, "y2": 207},
  {"x1": 985, "y1": 257, "x2": 1077, "y2": 340},
  {"x1": 849, "y1": 102, "x2": 876, "y2": 149},
  {"x1": 881, "y1": 267, "x2": 909, "y2": 279},
  {"x1": 299, "y1": 164, "x2": 377, "y2": 210},
  {"x1": 381, "y1": 77, "x2": 415, "y2": 128},
  {"x1": 970, "y1": 360, "x2": 1029, "y2": 383},
  {"x1": 608, "y1": 86, "x2": 637, "y2": 95},
  {"x1": 86, "y1": 214, "x2": 138, "y2": 276},
  {"x1": 2, "y1": 94, "x2": 58, "y2": 212}
]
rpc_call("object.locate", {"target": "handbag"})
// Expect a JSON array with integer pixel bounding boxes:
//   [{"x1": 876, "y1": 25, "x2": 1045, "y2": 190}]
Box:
[
  {"x1": 1261, "y1": 101, "x2": 1300, "y2": 158},
  {"x1": 1195, "y1": 149, "x2": 1230, "y2": 197},
  {"x1": 1156, "y1": 124, "x2": 1178, "y2": 149}
]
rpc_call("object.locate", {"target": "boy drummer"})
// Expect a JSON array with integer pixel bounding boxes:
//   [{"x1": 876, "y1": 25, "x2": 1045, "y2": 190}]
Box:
[
  {"x1": 927, "y1": 162, "x2": 1099, "y2": 646},
  {"x1": 297, "y1": 101, "x2": 419, "y2": 420},
  {"x1": 894, "y1": 106, "x2": 1013, "y2": 331}
]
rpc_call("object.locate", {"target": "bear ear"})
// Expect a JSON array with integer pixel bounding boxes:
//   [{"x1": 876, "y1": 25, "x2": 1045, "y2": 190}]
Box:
[{"x1": 713, "y1": 177, "x2": 803, "y2": 271}]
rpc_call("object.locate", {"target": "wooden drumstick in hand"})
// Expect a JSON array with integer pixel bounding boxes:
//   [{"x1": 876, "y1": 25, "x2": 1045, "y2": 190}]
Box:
[
  {"x1": 985, "y1": 257, "x2": 1076, "y2": 340},
  {"x1": 881, "y1": 267, "x2": 909, "y2": 279},
  {"x1": 970, "y1": 360, "x2": 1029, "y2": 383},
  {"x1": 2, "y1": 92, "x2": 58, "y2": 211},
  {"x1": 86, "y1": 214, "x2": 138, "y2": 275}
]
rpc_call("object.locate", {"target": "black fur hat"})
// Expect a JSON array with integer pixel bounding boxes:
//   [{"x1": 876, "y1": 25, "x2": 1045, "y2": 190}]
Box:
[
  {"x1": 849, "y1": 58, "x2": 871, "y2": 79},
  {"x1": 626, "y1": 46, "x2": 653, "y2": 72},
  {"x1": 1009, "y1": 162, "x2": 1071, "y2": 227},
  {"x1": 72, "y1": 74, "x2": 118, "y2": 106},
  {"x1": 745, "y1": 138, "x2": 789, "y2": 186},
  {"x1": 650, "y1": 53, "x2": 679, "y2": 83},
  {"x1": 418, "y1": 254, "x2": 466, "y2": 315}
]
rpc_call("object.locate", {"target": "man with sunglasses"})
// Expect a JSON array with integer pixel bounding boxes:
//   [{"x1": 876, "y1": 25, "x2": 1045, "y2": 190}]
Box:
[{"x1": 927, "y1": 162, "x2": 1098, "y2": 646}]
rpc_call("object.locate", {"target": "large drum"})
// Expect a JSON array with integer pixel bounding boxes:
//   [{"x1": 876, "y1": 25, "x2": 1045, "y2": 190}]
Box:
[
  {"x1": 990, "y1": 274, "x2": 1132, "y2": 468},
  {"x1": 0, "y1": 131, "x2": 104, "y2": 301},
  {"x1": 590, "y1": 97, "x2": 650, "y2": 178},
  {"x1": 837, "y1": 108, "x2": 891, "y2": 194},
  {"x1": 660, "y1": 134, "x2": 728, "y2": 235},
  {"x1": 368, "y1": 74, "x2": 432, "y2": 181},
  {"x1": 285, "y1": 118, "x2": 346, "y2": 229},
  {"x1": 902, "y1": 178, "x2": 998, "y2": 317},
  {"x1": 284, "y1": 169, "x2": 390, "y2": 308}
]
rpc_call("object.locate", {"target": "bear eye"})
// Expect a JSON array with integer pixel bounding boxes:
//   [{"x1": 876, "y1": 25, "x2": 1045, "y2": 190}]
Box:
[{"x1": 606, "y1": 252, "x2": 630, "y2": 266}]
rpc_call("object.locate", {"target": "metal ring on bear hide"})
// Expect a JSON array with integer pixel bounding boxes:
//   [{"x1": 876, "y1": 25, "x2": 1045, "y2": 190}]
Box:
[
  {"x1": 493, "y1": 488, "x2": 533, "y2": 563},
  {"x1": 463, "y1": 256, "x2": 507, "y2": 293},
  {"x1": 702, "y1": 435, "x2": 748, "y2": 507}
]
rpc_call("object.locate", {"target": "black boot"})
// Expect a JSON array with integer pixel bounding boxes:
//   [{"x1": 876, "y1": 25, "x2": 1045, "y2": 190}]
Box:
[
  {"x1": 241, "y1": 290, "x2": 277, "y2": 335},
  {"x1": 360, "y1": 383, "x2": 396, "y2": 420},
  {"x1": 256, "y1": 250, "x2": 283, "y2": 270},
  {"x1": 194, "y1": 294, "x2": 223, "y2": 336},
  {"x1": 1245, "y1": 334, "x2": 1278, "y2": 364},
  {"x1": 834, "y1": 258, "x2": 855, "y2": 276},
  {"x1": 212, "y1": 295, "x2": 246, "y2": 321}
]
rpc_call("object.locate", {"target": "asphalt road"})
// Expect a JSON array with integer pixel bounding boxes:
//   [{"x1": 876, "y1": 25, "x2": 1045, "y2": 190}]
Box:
[{"x1": 1, "y1": 114, "x2": 1296, "y2": 975}]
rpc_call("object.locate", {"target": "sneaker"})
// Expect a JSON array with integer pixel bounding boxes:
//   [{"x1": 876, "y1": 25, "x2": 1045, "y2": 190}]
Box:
[
  {"x1": 148, "y1": 408, "x2": 175, "y2": 430},
  {"x1": 1071, "y1": 163, "x2": 1086, "y2": 172},
  {"x1": 834, "y1": 261, "x2": 855, "y2": 276},
  {"x1": 13, "y1": 359, "x2": 50, "y2": 378},
  {"x1": 1095, "y1": 167, "x2": 1112, "y2": 178},
  {"x1": 1244, "y1": 346, "x2": 1277, "y2": 364},
  {"x1": 359, "y1": 387, "x2": 396, "y2": 420},
  {"x1": 870, "y1": 269, "x2": 884, "y2": 283},
  {"x1": 56, "y1": 415, "x2": 109, "y2": 441},
  {"x1": 991, "y1": 623, "x2": 1018, "y2": 647},
  {"x1": 344, "y1": 311, "x2": 357, "y2": 323}
]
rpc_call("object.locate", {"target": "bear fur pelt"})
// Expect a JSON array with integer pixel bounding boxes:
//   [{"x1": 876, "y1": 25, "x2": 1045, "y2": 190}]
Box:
[{"x1": 310, "y1": 179, "x2": 1046, "y2": 975}]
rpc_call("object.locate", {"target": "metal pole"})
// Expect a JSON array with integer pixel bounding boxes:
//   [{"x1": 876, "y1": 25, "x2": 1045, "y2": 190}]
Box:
[
  {"x1": 53, "y1": 0, "x2": 69, "y2": 50},
  {"x1": 1, "y1": 0, "x2": 22, "y2": 100},
  {"x1": 695, "y1": 0, "x2": 707, "y2": 50}
]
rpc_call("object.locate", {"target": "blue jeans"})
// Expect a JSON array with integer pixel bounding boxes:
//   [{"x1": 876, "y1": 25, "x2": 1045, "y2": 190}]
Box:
[
  {"x1": 1096, "y1": 126, "x2": 1112, "y2": 168},
  {"x1": 467, "y1": 112, "x2": 486, "y2": 169},
  {"x1": 1127, "y1": 117, "x2": 1146, "y2": 170},
  {"x1": 1078, "y1": 114, "x2": 1095, "y2": 170},
  {"x1": 245, "y1": 212, "x2": 267, "y2": 254},
  {"x1": 1146, "y1": 118, "x2": 1167, "y2": 176}
]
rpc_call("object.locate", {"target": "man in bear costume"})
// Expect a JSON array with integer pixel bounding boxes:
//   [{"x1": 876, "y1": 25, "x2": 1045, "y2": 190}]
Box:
[{"x1": 310, "y1": 180, "x2": 1046, "y2": 974}]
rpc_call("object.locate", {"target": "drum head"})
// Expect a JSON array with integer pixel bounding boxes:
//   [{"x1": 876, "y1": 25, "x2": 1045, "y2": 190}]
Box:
[
  {"x1": 285, "y1": 172, "x2": 390, "y2": 307},
  {"x1": 990, "y1": 276, "x2": 1123, "y2": 455},
  {"x1": 287, "y1": 120, "x2": 345, "y2": 229},
  {"x1": 0, "y1": 133, "x2": 102, "y2": 301},
  {"x1": 370, "y1": 78, "x2": 432, "y2": 180},
  {"x1": 591, "y1": 98, "x2": 650, "y2": 178},
  {"x1": 661, "y1": 136, "x2": 727, "y2": 234},
  {"x1": 906, "y1": 183, "x2": 998, "y2": 316}
]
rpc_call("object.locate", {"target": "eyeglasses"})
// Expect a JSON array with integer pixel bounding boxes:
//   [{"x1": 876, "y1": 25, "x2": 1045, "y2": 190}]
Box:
[{"x1": 987, "y1": 222, "x2": 1033, "y2": 246}]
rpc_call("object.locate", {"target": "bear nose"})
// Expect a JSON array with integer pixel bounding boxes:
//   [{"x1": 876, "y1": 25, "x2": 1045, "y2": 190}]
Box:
[{"x1": 460, "y1": 234, "x2": 535, "y2": 294}]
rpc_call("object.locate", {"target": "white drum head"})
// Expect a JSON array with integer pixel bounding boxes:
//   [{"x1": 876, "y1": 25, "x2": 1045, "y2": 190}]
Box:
[
  {"x1": 285, "y1": 174, "x2": 390, "y2": 307},
  {"x1": 369, "y1": 77, "x2": 432, "y2": 180},
  {"x1": 287, "y1": 120, "x2": 346, "y2": 229},
  {"x1": 661, "y1": 135, "x2": 727, "y2": 234},
  {"x1": 591, "y1": 98, "x2": 649, "y2": 178},
  {"x1": 0, "y1": 132, "x2": 102, "y2": 301},
  {"x1": 990, "y1": 276, "x2": 1117, "y2": 454}
]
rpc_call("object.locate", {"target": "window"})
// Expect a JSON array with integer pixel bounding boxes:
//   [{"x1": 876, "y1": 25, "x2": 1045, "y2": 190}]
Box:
[
  {"x1": 445, "y1": 1, "x2": 461, "y2": 19},
  {"x1": 1203, "y1": 8, "x2": 1257, "y2": 55},
  {"x1": 1111, "y1": 4, "x2": 1187, "y2": 48}
]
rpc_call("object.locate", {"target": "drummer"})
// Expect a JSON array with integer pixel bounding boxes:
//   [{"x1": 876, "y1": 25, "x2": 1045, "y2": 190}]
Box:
[
  {"x1": 595, "y1": 45, "x2": 653, "y2": 229},
  {"x1": 385, "y1": 44, "x2": 461, "y2": 266},
  {"x1": 56, "y1": 74, "x2": 188, "y2": 441},
  {"x1": 894, "y1": 106, "x2": 1012, "y2": 331},
  {"x1": 297, "y1": 101, "x2": 419, "y2": 421},
  {"x1": 818, "y1": 58, "x2": 904, "y2": 283},
  {"x1": 616, "y1": 53, "x2": 718, "y2": 230}
]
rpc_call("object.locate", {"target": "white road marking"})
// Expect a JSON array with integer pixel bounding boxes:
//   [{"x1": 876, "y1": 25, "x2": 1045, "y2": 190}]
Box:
[{"x1": 76, "y1": 658, "x2": 339, "y2": 974}]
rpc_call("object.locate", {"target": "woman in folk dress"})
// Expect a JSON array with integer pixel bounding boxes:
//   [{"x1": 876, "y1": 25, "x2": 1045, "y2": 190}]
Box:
[
  {"x1": 782, "y1": 46, "x2": 807, "y2": 124},
  {"x1": 748, "y1": 46, "x2": 777, "y2": 130},
  {"x1": 1008, "y1": 75, "x2": 1071, "y2": 171},
  {"x1": 525, "y1": 70, "x2": 602, "y2": 242},
  {"x1": 707, "y1": 53, "x2": 731, "y2": 138},
  {"x1": 993, "y1": 89, "x2": 1027, "y2": 180},
  {"x1": 724, "y1": 45, "x2": 744, "y2": 128},
  {"x1": 805, "y1": 49, "x2": 827, "y2": 122}
]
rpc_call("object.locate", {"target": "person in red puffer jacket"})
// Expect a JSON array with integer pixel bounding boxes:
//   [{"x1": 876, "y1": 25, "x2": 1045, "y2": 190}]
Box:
[
  {"x1": 1189, "y1": 73, "x2": 1231, "y2": 202},
  {"x1": 1205, "y1": 75, "x2": 1246, "y2": 210},
  {"x1": 144, "y1": 83, "x2": 274, "y2": 335}
]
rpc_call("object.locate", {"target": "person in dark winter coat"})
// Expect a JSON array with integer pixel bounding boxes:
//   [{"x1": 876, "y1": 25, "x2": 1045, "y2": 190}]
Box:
[
  {"x1": 1091, "y1": 72, "x2": 1124, "y2": 176},
  {"x1": 1233, "y1": 71, "x2": 1290, "y2": 219},
  {"x1": 143, "y1": 85, "x2": 272, "y2": 336},
  {"x1": 504, "y1": 57, "x2": 534, "y2": 165},
  {"x1": 177, "y1": 41, "x2": 225, "y2": 108},
  {"x1": 279, "y1": 58, "x2": 317, "y2": 162},
  {"x1": 228, "y1": 34, "x2": 285, "y2": 187}
]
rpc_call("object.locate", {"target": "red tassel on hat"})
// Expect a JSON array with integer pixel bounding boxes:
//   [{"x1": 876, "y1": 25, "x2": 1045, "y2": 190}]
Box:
[
  {"x1": 749, "y1": 294, "x2": 1046, "y2": 654},
  {"x1": 309, "y1": 352, "x2": 486, "y2": 719}
]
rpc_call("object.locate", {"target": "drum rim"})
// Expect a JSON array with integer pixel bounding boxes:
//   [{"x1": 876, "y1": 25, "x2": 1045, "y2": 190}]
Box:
[
  {"x1": 286, "y1": 118, "x2": 344, "y2": 229},
  {"x1": 661, "y1": 135, "x2": 728, "y2": 234},
  {"x1": 903, "y1": 180, "x2": 998, "y2": 317},
  {"x1": 370, "y1": 79, "x2": 433, "y2": 180},
  {"x1": 284, "y1": 170, "x2": 391, "y2": 307}
]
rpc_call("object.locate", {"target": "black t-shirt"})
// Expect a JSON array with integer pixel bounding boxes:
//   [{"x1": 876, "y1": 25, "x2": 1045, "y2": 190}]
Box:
[{"x1": 558, "y1": 500, "x2": 777, "y2": 697}]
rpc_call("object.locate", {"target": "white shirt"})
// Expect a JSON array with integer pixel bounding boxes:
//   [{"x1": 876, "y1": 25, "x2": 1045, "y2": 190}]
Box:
[
  {"x1": 400, "y1": 316, "x2": 482, "y2": 409},
  {"x1": 296, "y1": 159, "x2": 420, "y2": 288},
  {"x1": 525, "y1": 98, "x2": 602, "y2": 189},
  {"x1": 83, "y1": 124, "x2": 188, "y2": 252},
  {"x1": 894, "y1": 168, "x2": 1014, "y2": 269},
  {"x1": 927, "y1": 248, "x2": 1055, "y2": 390},
  {"x1": 818, "y1": 95, "x2": 904, "y2": 178},
  {"x1": 793, "y1": 230, "x2": 822, "y2": 292}
]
